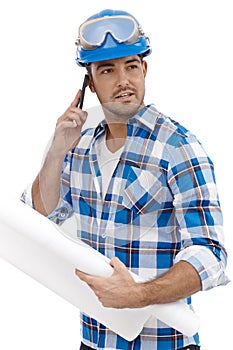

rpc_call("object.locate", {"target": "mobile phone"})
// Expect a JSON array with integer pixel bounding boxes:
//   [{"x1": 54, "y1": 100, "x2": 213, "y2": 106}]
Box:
[{"x1": 77, "y1": 74, "x2": 89, "y2": 109}]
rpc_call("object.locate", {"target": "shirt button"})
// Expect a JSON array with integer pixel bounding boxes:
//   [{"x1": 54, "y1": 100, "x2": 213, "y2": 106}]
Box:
[
  {"x1": 102, "y1": 233, "x2": 106, "y2": 238},
  {"x1": 59, "y1": 207, "x2": 68, "y2": 218}
]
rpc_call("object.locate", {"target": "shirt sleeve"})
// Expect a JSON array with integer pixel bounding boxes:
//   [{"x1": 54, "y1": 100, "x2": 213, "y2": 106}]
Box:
[
  {"x1": 21, "y1": 152, "x2": 74, "y2": 225},
  {"x1": 47, "y1": 152, "x2": 74, "y2": 225},
  {"x1": 166, "y1": 133, "x2": 229, "y2": 291},
  {"x1": 21, "y1": 183, "x2": 34, "y2": 207}
]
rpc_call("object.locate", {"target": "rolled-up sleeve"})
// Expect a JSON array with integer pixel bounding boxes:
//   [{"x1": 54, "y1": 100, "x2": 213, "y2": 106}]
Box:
[
  {"x1": 174, "y1": 244, "x2": 228, "y2": 290},
  {"x1": 21, "y1": 152, "x2": 74, "y2": 225},
  {"x1": 167, "y1": 134, "x2": 229, "y2": 290},
  {"x1": 47, "y1": 152, "x2": 74, "y2": 225},
  {"x1": 21, "y1": 183, "x2": 34, "y2": 207}
]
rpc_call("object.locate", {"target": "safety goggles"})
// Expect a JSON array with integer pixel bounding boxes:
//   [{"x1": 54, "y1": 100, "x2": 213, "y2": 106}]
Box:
[{"x1": 76, "y1": 15, "x2": 145, "y2": 50}]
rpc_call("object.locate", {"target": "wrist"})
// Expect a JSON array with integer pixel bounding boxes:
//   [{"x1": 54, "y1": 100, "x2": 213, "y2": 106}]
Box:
[
  {"x1": 133, "y1": 282, "x2": 155, "y2": 308},
  {"x1": 135, "y1": 280, "x2": 163, "y2": 307},
  {"x1": 47, "y1": 146, "x2": 67, "y2": 162}
]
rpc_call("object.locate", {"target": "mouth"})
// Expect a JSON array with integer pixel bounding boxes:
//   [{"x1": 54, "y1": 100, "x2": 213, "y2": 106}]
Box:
[{"x1": 115, "y1": 91, "x2": 134, "y2": 101}]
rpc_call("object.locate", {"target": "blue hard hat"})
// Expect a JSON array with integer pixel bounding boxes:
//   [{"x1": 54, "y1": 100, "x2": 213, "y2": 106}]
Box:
[{"x1": 75, "y1": 9, "x2": 152, "y2": 67}]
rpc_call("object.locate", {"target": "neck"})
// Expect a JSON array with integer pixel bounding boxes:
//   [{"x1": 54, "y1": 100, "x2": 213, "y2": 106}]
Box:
[
  {"x1": 102, "y1": 101, "x2": 145, "y2": 152},
  {"x1": 106, "y1": 123, "x2": 127, "y2": 153}
]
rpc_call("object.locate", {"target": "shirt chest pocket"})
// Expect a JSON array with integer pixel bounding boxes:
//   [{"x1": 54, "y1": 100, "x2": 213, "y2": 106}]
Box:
[{"x1": 122, "y1": 166, "x2": 165, "y2": 214}]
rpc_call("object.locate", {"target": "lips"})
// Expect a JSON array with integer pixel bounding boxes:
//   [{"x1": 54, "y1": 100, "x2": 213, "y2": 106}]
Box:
[{"x1": 115, "y1": 91, "x2": 134, "y2": 100}]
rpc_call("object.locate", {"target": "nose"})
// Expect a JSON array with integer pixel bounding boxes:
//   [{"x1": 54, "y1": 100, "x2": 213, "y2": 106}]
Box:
[{"x1": 116, "y1": 68, "x2": 129, "y2": 88}]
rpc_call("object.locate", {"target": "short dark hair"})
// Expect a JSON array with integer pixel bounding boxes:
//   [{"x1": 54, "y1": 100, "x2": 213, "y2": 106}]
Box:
[{"x1": 85, "y1": 54, "x2": 144, "y2": 73}]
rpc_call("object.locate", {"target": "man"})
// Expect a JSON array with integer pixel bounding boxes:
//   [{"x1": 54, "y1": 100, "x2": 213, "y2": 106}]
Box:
[{"x1": 22, "y1": 9, "x2": 228, "y2": 350}]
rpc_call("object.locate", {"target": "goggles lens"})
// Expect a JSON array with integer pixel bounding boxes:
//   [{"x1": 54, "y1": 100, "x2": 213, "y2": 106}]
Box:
[{"x1": 77, "y1": 15, "x2": 143, "y2": 50}]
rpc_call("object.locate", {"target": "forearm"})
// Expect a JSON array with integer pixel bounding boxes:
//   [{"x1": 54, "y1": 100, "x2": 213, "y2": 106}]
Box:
[
  {"x1": 30, "y1": 90, "x2": 88, "y2": 216},
  {"x1": 76, "y1": 258, "x2": 202, "y2": 309},
  {"x1": 32, "y1": 150, "x2": 65, "y2": 216},
  {"x1": 138, "y1": 260, "x2": 202, "y2": 306}
]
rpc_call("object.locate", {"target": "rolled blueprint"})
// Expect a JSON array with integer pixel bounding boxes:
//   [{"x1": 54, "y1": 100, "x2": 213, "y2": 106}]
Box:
[{"x1": 0, "y1": 197, "x2": 200, "y2": 340}]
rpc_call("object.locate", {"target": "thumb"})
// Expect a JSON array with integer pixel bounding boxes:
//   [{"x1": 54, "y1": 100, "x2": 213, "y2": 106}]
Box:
[{"x1": 110, "y1": 257, "x2": 127, "y2": 271}]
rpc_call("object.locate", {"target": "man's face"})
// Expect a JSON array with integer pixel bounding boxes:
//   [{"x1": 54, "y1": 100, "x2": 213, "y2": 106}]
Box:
[{"x1": 88, "y1": 55, "x2": 147, "y2": 120}]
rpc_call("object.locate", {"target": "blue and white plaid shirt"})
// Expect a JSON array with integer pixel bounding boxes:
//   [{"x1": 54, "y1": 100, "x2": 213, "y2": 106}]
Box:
[{"x1": 23, "y1": 104, "x2": 228, "y2": 349}]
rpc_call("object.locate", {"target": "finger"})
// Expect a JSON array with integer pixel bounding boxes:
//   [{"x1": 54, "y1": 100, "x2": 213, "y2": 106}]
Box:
[
  {"x1": 56, "y1": 114, "x2": 66, "y2": 127},
  {"x1": 67, "y1": 107, "x2": 87, "y2": 118},
  {"x1": 75, "y1": 270, "x2": 106, "y2": 291},
  {"x1": 75, "y1": 269, "x2": 90, "y2": 279},
  {"x1": 56, "y1": 91, "x2": 86, "y2": 127},
  {"x1": 75, "y1": 269, "x2": 97, "y2": 286},
  {"x1": 70, "y1": 90, "x2": 82, "y2": 108},
  {"x1": 110, "y1": 257, "x2": 127, "y2": 271},
  {"x1": 69, "y1": 111, "x2": 88, "y2": 126},
  {"x1": 57, "y1": 110, "x2": 87, "y2": 129},
  {"x1": 56, "y1": 120, "x2": 80, "y2": 131},
  {"x1": 56, "y1": 111, "x2": 76, "y2": 127}
]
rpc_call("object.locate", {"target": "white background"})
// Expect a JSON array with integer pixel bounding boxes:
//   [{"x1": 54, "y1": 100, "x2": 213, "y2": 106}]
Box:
[{"x1": 0, "y1": 0, "x2": 232, "y2": 349}]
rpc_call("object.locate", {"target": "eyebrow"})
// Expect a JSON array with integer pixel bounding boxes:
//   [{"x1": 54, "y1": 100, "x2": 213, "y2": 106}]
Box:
[{"x1": 96, "y1": 58, "x2": 141, "y2": 71}]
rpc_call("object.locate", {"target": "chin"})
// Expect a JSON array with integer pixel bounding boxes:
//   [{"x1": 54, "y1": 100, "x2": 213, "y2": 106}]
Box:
[{"x1": 102, "y1": 101, "x2": 142, "y2": 120}]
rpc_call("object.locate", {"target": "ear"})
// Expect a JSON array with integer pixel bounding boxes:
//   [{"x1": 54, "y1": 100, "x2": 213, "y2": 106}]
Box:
[
  {"x1": 142, "y1": 60, "x2": 148, "y2": 78},
  {"x1": 88, "y1": 79, "x2": 96, "y2": 93},
  {"x1": 86, "y1": 74, "x2": 96, "y2": 93}
]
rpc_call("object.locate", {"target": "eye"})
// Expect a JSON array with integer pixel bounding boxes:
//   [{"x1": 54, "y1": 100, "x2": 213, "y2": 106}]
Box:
[
  {"x1": 127, "y1": 64, "x2": 139, "y2": 70},
  {"x1": 101, "y1": 68, "x2": 113, "y2": 74}
]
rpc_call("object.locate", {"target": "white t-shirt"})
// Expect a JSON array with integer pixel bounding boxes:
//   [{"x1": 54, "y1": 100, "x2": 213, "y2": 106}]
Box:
[{"x1": 97, "y1": 135, "x2": 123, "y2": 198}]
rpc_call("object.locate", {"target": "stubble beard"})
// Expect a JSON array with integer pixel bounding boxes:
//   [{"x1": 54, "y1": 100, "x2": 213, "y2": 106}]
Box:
[{"x1": 101, "y1": 98, "x2": 145, "y2": 124}]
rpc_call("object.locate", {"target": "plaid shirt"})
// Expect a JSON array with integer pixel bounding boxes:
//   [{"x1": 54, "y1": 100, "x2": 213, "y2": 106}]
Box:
[{"x1": 29, "y1": 104, "x2": 228, "y2": 349}]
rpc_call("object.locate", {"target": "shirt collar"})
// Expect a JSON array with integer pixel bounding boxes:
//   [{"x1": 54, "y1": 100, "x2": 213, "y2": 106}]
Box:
[{"x1": 128, "y1": 104, "x2": 161, "y2": 131}]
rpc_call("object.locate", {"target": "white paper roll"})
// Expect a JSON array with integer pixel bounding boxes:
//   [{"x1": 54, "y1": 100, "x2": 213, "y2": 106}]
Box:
[{"x1": 0, "y1": 197, "x2": 200, "y2": 340}]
